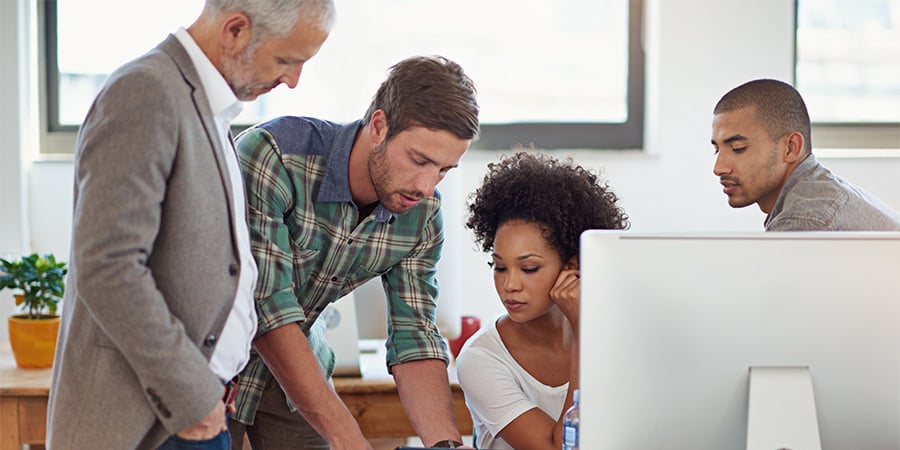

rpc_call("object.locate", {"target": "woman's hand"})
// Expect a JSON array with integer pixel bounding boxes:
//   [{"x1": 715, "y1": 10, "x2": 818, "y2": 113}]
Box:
[{"x1": 550, "y1": 268, "x2": 580, "y2": 327}]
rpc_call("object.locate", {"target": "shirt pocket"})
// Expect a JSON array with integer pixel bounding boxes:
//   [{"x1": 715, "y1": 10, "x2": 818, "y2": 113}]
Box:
[
  {"x1": 357, "y1": 244, "x2": 412, "y2": 277},
  {"x1": 361, "y1": 264, "x2": 392, "y2": 277}
]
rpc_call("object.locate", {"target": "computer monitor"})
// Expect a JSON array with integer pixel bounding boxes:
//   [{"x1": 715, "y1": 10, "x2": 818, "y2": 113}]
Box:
[{"x1": 579, "y1": 231, "x2": 900, "y2": 449}]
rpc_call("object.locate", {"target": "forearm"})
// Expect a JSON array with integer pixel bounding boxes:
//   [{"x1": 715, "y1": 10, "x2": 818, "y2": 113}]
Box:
[
  {"x1": 548, "y1": 269, "x2": 582, "y2": 444},
  {"x1": 254, "y1": 323, "x2": 371, "y2": 450},
  {"x1": 553, "y1": 330, "x2": 580, "y2": 447},
  {"x1": 393, "y1": 359, "x2": 463, "y2": 446}
]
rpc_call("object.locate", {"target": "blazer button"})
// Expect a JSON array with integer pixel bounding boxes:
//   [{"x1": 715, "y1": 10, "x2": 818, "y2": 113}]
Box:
[
  {"x1": 229, "y1": 264, "x2": 239, "y2": 277},
  {"x1": 204, "y1": 335, "x2": 218, "y2": 347}
]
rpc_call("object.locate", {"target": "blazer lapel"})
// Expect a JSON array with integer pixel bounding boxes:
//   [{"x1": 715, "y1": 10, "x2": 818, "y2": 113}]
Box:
[{"x1": 158, "y1": 35, "x2": 241, "y2": 255}]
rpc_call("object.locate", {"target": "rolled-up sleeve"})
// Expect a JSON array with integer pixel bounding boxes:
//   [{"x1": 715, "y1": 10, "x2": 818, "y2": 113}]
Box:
[
  {"x1": 383, "y1": 205, "x2": 450, "y2": 368},
  {"x1": 236, "y1": 129, "x2": 307, "y2": 335}
]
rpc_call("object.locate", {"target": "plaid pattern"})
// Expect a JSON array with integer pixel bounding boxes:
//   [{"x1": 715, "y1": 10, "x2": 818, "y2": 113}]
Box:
[{"x1": 232, "y1": 116, "x2": 450, "y2": 424}]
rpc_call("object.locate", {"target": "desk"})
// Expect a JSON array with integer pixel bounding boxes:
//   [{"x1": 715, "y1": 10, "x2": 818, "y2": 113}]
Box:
[
  {"x1": 0, "y1": 347, "x2": 49, "y2": 450},
  {"x1": 0, "y1": 345, "x2": 471, "y2": 450}
]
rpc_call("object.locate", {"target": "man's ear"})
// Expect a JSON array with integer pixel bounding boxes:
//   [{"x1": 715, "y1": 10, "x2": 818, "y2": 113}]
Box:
[
  {"x1": 783, "y1": 131, "x2": 805, "y2": 164},
  {"x1": 368, "y1": 109, "x2": 389, "y2": 146},
  {"x1": 220, "y1": 13, "x2": 252, "y2": 52}
]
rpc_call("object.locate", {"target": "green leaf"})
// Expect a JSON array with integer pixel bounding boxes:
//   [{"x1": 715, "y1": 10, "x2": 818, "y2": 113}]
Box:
[{"x1": 0, "y1": 253, "x2": 67, "y2": 319}]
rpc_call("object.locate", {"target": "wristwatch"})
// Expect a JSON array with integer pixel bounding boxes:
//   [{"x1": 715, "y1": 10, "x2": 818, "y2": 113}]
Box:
[{"x1": 431, "y1": 439, "x2": 464, "y2": 448}]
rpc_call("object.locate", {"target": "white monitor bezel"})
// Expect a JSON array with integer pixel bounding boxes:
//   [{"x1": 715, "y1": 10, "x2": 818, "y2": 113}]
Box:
[{"x1": 579, "y1": 231, "x2": 900, "y2": 449}]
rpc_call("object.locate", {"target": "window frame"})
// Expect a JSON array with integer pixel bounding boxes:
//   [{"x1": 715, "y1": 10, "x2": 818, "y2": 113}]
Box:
[
  {"x1": 40, "y1": 1, "x2": 646, "y2": 155},
  {"x1": 792, "y1": 0, "x2": 900, "y2": 150}
]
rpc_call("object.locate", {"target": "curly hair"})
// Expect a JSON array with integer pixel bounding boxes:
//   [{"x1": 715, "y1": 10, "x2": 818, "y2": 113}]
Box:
[{"x1": 466, "y1": 152, "x2": 629, "y2": 263}]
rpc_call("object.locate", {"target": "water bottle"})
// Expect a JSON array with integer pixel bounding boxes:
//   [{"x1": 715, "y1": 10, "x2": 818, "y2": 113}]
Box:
[{"x1": 562, "y1": 388, "x2": 580, "y2": 450}]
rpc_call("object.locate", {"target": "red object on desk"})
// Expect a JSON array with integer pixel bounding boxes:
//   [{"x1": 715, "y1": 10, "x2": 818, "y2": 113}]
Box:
[{"x1": 449, "y1": 315, "x2": 481, "y2": 359}]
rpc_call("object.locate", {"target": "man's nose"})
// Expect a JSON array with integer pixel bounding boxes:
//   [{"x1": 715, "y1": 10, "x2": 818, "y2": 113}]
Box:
[
  {"x1": 280, "y1": 64, "x2": 304, "y2": 89},
  {"x1": 413, "y1": 170, "x2": 442, "y2": 197},
  {"x1": 713, "y1": 152, "x2": 730, "y2": 176}
]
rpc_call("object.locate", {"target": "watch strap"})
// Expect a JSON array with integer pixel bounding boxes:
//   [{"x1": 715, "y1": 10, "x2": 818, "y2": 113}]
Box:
[{"x1": 430, "y1": 439, "x2": 464, "y2": 448}]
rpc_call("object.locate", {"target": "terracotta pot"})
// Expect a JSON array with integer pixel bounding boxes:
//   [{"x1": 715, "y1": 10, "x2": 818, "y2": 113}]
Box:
[{"x1": 8, "y1": 313, "x2": 60, "y2": 369}]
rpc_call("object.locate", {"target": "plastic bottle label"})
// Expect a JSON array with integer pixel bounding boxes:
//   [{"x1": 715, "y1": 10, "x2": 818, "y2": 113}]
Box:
[{"x1": 563, "y1": 424, "x2": 578, "y2": 450}]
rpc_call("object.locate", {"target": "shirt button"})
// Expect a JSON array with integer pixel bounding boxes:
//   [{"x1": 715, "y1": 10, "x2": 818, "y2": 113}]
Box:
[
  {"x1": 331, "y1": 276, "x2": 338, "y2": 282},
  {"x1": 347, "y1": 239, "x2": 353, "y2": 245},
  {"x1": 204, "y1": 335, "x2": 218, "y2": 347},
  {"x1": 228, "y1": 264, "x2": 238, "y2": 277}
]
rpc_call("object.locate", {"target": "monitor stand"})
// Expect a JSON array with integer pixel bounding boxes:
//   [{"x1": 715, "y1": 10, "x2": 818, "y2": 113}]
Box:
[{"x1": 746, "y1": 366, "x2": 822, "y2": 450}]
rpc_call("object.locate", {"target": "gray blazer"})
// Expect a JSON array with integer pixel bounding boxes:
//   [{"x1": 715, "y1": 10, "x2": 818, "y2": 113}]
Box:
[{"x1": 47, "y1": 35, "x2": 245, "y2": 449}]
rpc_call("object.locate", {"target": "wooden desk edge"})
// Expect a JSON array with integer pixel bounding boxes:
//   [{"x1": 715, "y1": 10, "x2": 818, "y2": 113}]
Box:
[{"x1": 0, "y1": 371, "x2": 473, "y2": 446}]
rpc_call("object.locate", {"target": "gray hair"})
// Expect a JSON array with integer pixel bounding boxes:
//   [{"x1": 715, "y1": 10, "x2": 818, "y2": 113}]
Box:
[{"x1": 203, "y1": 0, "x2": 335, "y2": 41}]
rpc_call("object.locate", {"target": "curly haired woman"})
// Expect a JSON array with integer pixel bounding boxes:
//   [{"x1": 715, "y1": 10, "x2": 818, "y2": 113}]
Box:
[{"x1": 456, "y1": 151, "x2": 628, "y2": 450}]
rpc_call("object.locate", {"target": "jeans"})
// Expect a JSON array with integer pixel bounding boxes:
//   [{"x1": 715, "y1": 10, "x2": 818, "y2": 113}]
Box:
[{"x1": 159, "y1": 427, "x2": 231, "y2": 449}]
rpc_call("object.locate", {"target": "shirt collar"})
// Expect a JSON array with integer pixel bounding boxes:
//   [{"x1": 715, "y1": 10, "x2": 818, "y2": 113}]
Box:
[
  {"x1": 173, "y1": 27, "x2": 243, "y2": 123},
  {"x1": 780, "y1": 153, "x2": 817, "y2": 196},
  {"x1": 765, "y1": 153, "x2": 818, "y2": 225},
  {"x1": 317, "y1": 120, "x2": 397, "y2": 223}
]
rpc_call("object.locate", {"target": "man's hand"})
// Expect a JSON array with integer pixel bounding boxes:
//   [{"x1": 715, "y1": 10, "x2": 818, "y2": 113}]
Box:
[
  {"x1": 175, "y1": 400, "x2": 227, "y2": 440},
  {"x1": 255, "y1": 323, "x2": 373, "y2": 449},
  {"x1": 393, "y1": 359, "x2": 465, "y2": 447}
]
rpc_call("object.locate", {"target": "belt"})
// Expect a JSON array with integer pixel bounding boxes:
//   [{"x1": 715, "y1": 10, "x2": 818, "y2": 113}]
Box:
[{"x1": 223, "y1": 376, "x2": 238, "y2": 405}]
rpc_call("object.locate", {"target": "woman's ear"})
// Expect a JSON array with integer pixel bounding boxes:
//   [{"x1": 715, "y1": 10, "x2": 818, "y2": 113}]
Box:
[{"x1": 565, "y1": 256, "x2": 579, "y2": 271}]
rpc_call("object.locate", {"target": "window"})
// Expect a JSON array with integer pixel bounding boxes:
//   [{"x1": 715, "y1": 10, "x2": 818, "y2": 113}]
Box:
[
  {"x1": 42, "y1": 1, "x2": 644, "y2": 154},
  {"x1": 795, "y1": 0, "x2": 900, "y2": 149}
]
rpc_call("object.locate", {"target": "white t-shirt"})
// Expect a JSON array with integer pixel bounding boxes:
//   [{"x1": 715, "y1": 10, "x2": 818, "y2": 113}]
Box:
[{"x1": 456, "y1": 318, "x2": 569, "y2": 450}]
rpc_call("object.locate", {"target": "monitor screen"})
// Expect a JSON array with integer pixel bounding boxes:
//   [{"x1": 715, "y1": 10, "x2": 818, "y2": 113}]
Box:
[{"x1": 579, "y1": 231, "x2": 900, "y2": 449}]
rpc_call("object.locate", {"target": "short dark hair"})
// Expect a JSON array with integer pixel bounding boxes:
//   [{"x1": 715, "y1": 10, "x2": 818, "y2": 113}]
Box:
[
  {"x1": 466, "y1": 151, "x2": 629, "y2": 263},
  {"x1": 714, "y1": 79, "x2": 812, "y2": 154},
  {"x1": 363, "y1": 56, "x2": 480, "y2": 143}
]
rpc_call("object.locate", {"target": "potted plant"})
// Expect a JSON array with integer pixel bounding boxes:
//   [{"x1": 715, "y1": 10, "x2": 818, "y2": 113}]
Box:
[{"x1": 0, "y1": 253, "x2": 67, "y2": 368}]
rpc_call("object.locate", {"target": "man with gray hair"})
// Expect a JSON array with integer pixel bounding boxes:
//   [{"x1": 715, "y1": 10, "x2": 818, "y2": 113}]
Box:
[
  {"x1": 47, "y1": 1, "x2": 333, "y2": 449},
  {"x1": 710, "y1": 78, "x2": 900, "y2": 231}
]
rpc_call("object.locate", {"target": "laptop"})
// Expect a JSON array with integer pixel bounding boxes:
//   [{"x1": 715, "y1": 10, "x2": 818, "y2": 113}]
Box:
[{"x1": 321, "y1": 292, "x2": 362, "y2": 377}]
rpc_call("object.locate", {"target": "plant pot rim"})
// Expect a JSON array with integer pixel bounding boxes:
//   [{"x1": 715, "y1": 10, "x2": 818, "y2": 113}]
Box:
[{"x1": 9, "y1": 314, "x2": 61, "y2": 321}]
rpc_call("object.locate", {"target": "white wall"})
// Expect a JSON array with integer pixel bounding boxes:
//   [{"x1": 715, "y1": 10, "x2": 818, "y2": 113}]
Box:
[
  {"x1": 0, "y1": 0, "x2": 35, "y2": 338},
  {"x1": 4, "y1": 0, "x2": 900, "y2": 341}
]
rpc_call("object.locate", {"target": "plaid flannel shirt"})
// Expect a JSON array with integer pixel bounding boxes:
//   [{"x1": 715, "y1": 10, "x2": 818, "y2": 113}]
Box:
[{"x1": 232, "y1": 116, "x2": 450, "y2": 424}]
